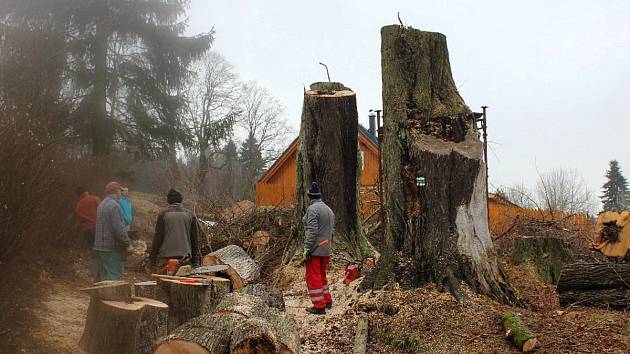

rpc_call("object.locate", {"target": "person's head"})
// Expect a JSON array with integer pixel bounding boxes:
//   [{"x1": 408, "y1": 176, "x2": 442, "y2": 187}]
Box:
[
  {"x1": 167, "y1": 189, "x2": 183, "y2": 204},
  {"x1": 120, "y1": 187, "x2": 129, "y2": 197},
  {"x1": 307, "y1": 182, "x2": 321, "y2": 200},
  {"x1": 105, "y1": 181, "x2": 122, "y2": 197},
  {"x1": 75, "y1": 186, "x2": 86, "y2": 197}
]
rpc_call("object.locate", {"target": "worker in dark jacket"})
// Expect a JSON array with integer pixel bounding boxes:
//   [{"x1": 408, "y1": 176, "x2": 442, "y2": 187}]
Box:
[
  {"x1": 150, "y1": 189, "x2": 199, "y2": 271},
  {"x1": 302, "y1": 182, "x2": 335, "y2": 314},
  {"x1": 93, "y1": 181, "x2": 129, "y2": 281}
]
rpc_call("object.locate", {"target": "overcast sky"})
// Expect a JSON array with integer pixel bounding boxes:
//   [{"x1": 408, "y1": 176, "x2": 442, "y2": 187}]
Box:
[{"x1": 186, "y1": 0, "x2": 630, "y2": 207}]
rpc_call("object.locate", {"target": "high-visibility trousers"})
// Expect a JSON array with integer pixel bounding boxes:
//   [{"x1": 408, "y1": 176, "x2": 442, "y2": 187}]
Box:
[{"x1": 305, "y1": 255, "x2": 332, "y2": 309}]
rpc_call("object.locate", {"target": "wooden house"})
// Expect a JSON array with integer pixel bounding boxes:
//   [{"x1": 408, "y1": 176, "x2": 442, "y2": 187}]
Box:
[{"x1": 255, "y1": 126, "x2": 381, "y2": 216}]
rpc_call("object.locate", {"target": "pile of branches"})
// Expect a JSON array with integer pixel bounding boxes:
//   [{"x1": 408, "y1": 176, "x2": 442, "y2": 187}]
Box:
[
  {"x1": 205, "y1": 206, "x2": 295, "y2": 280},
  {"x1": 494, "y1": 215, "x2": 602, "y2": 262},
  {"x1": 599, "y1": 221, "x2": 622, "y2": 243}
]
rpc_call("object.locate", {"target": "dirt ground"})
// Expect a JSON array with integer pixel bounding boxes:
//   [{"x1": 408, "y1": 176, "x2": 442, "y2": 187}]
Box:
[{"x1": 4, "y1": 251, "x2": 627, "y2": 354}]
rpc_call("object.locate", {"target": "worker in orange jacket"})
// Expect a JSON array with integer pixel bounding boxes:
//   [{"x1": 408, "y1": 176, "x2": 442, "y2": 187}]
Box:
[{"x1": 75, "y1": 187, "x2": 101, "y2": 248}]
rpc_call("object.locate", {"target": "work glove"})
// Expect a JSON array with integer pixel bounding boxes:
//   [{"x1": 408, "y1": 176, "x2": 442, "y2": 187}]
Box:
[{"x1": 302, "y1": 248, "x2": 311, "y2": 261}]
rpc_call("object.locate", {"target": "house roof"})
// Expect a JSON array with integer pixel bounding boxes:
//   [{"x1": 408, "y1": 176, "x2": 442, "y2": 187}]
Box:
[{"x1": 258, "y1": 127, "x2": 379, "y2": 184}]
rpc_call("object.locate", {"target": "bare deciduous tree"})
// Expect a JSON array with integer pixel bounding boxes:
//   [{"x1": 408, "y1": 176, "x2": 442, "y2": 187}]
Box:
[
  {"x1": 183, "y1": 51, "x2": 240, "y2": 190},
  {"x1": 238, "y1": 82, "x2": 293, "y2": 166}
]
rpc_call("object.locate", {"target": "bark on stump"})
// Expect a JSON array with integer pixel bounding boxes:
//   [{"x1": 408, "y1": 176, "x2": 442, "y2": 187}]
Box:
[
  {"x1": 361, "y1": 25, "x2": 515, "y2": 304},
  {"x1": 510, "y1": 236, "x2": 574, "y2": 283},
  {"x1": 80, "y1": 296, "x2": 168, "y2": 354},
  {"x1": 154, "y1": 293, "x2": 299, "y2": 354},
  {"x1": 288, "y1": 82, "x2": 370, "y2": 260},
  {"x1": 156, "y1": 276, "x2": 231, "y2": 331},
  {"x1": 502, "y1": 311, "x2": 537, "y2": 352},
  {"x1": 202, "y1": 245, "x2": 260, "y2": 291}
]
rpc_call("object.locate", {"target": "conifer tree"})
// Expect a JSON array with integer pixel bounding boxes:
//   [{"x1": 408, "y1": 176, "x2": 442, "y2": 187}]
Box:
[
  {"x1": 601, "y1": 160, "x2": 629, "y2": 211},
  {"x1": 239, "y1": 133, "x2": 265, "y2": 200}
]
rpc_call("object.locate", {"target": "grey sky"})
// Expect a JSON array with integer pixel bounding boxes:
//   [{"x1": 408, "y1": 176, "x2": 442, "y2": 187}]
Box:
[{"x1": 187, "y1": 0, "x2": 630, "y2": 207}]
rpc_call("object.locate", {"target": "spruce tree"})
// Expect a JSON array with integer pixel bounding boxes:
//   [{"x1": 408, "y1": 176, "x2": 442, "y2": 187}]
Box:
[
  {"x1": 601, "y1": 160, "x2": 629, "y2": 211},
  {"x1": 239, "y1": 133, "x2": 265, "y2": 200}
]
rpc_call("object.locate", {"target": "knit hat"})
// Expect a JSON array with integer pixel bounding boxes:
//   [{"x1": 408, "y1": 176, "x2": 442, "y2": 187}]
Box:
[
  {"x1": 167, "y1": 189, "x2": 183, "y2": 204},
  {"x1": 105, "y1": 181, "x2": 121, "y2": 194},
  {"x1": 307, "y1": 182, "x2": 321, "y2": 199}
]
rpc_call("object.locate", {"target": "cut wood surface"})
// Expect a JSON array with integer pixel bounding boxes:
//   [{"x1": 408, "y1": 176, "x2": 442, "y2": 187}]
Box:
[
  {"x1": 80, "y1": 296, "x2": 168, "y2": 354},
  {"x1": 502, "y1": 311, "x2": 537, "y2": 353},
  {"x1": 559, "y1": 288, "x2": 630, "y2": 308},
  {"x1": 202, "y1": 245, "x2": 260, "y2": 291},
  {"x1": 556, "y1": 263, "x2": 630, "y2": 291},
  {"x1": 80, "y1": 280, "x2": 132, "y2": 302},
  {"x1": 353, "y1": 313, "x2": 369, "y2": 354}
]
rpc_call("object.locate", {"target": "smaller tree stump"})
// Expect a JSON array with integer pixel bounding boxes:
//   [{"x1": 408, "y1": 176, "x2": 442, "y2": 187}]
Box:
[
  {"x1": 240, "y1": 283, "x2": 285, "y2": 310},
  {"x1": 80, "y1": 280, "x2": 132, "y2": 301},
  {"x1": 510, "y1": 236, "x2": 574, "y2": 283},
  {"x1": 80, "y1": 296, "x2": 168, "y2": 354},
  {"x1": 134, "y1": 281, "x2": 169, "y2": 303}
]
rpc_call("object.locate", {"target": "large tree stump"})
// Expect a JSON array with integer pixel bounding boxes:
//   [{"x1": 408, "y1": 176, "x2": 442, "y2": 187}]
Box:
[
  {"x1": 154, "y1": 293, "x2": 299, "y2": 354},
  {"x1": 202, "y1": 245, "x2": 259, "y2": 291},
  {"x1": 287, "y1": 82, "x2": 370, "y2": 260},
  {"x1": 361, "y1": 25, "x2": 515, "y2": 303},
  {"x1": 80, "y1": 296, "x2": 168, "y2": 354},
  {"x1": 156, "y1": 276, "x2": 231, "y2": 331},
  {"x1": 510, "y1": 236, "x2": 574, "y2": 283}
]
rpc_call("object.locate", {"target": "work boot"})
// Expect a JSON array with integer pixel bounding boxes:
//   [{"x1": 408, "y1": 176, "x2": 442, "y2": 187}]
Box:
[
  {"x1": 305, "y1": 306, "x2": 326, "y2": 315},
  {"x1": 326, "y1": 301, "x2": 333, "y2": 309}
]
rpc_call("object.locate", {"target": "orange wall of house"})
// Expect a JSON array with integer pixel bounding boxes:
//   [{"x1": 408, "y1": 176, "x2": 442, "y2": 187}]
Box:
[{"x1": 255, "y1": 139, "x2": 381, "y2": 216}]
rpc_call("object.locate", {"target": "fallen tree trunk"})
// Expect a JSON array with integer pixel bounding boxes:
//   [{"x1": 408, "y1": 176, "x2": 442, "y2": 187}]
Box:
[
  {"x1": 81, "y1": 296, "x2": 168, "y2": 354},
  {"x1": 154, "y1": 313, "x2": 278, "y2": 354},
  {"x1": 240, "y1": 283, "x2": 285, "y2": 310},
  {"x1": 155, "y1": 292, "x2": 299, "y2": 354},
  {"x1": 353, "y1": 313, "x2": 369, "y2": 354},
  {"x1": 556, "y1": 263, "x2": 630, "y2": 291},
  {"x1": 213, "y1": 293, "x2": 299, "y2": 353},
  {"x1": 156, "y1": 276, "x2": 231, "y2": 331},
  {"x1": 202, "y1": 245, "x2": 259, "y2": 291},
  {"x1": 559, "y1": 288, "x2": 630, "y2": 308},
  {"x1": 502, "y1": 311, "x2": 537, "y2": 353}
]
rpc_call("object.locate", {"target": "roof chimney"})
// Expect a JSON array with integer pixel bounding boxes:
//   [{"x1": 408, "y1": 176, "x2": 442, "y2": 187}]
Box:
[{"x1": 368, "y1": 110, "x2": 376, "y2": 137}]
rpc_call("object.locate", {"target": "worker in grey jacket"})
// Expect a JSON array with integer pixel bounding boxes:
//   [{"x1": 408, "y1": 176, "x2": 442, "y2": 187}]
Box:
[
  {"x1": 302, "y1": 182, "x2": 335, "y2": 314},
  {"x1": 149, "y1": 189, "x2": 199, "y2": 271},
  {"x1": 93, "y1": 181, "x2": 130, "y2": 281}
]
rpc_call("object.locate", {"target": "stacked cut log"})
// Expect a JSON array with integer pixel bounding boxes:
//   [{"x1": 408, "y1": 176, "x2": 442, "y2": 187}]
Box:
[
  {"x1": 202, "y1": 244, "x2": 261, "y2": 291},
  {"x1": 80, "y1": 281, "x2": 168, "y2": 354},
  {"x1": 557, "y1": 263, "x2": 630, "y2": 308},
  {"x1": 154, "y1": 291, "x2": 299, "y2": 354}
]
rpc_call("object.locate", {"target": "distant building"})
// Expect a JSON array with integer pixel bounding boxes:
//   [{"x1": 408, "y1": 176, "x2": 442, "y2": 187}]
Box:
[{"x1": 255, "y1": 125, "x2": 380, "y2": 216}]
